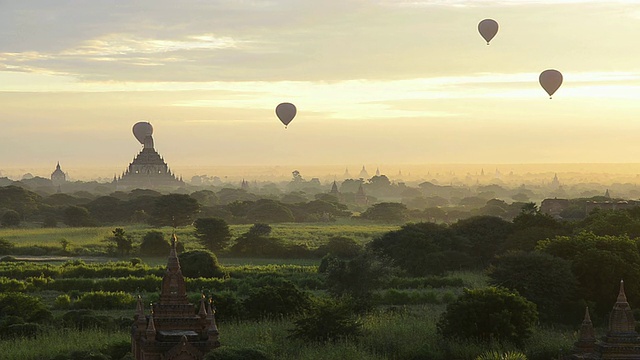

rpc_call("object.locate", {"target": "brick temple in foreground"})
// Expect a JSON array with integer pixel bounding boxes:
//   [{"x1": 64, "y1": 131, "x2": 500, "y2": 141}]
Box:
[
  {"x1": 569, "y1": 280, "x2": 640, "y2": 359},
  {"x1": 131, "y1": 235, "x2": 220, "y2": 360}
]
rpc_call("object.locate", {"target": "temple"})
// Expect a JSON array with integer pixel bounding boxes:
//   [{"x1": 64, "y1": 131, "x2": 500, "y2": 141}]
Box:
[
  {"x1": 115, "y1": 122, "x2": 184, "y2": 190},
  {"x1": 131, "y1": 235, "x2": 219, "y2": 360},
  {"x1": 569, "y1": 280, "x2": 640, "y2": 359},
  {"x1": 50, "y1": 162, "x2": 66, "y2": 187}
]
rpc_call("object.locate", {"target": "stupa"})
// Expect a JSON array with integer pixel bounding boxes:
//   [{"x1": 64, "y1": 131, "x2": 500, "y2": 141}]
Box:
[
  {"x1": 131, "y1": 235, "x2": 220, "y2": 359},
  {"x1": 115, "y1": 122, "x2": 184, "y2": 190}
]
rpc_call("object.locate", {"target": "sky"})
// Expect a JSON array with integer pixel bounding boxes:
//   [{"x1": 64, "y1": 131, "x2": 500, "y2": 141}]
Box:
[{"x1": 3, "y1": 0, "x2": 640, "y2": 179}]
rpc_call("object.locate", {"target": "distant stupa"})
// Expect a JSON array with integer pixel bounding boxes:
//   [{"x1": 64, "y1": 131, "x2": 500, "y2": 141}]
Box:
[{"x1": 115, "y1": 122, "x2": 184, "y2": 190}]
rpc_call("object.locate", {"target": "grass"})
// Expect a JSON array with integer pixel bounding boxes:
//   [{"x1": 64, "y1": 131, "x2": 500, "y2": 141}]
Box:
[
  {"x1": 0, "y1": 328, "x2": 129, "y2": 360},
  {"x1": 0, "y1": 222, "x2": 399, "y2": 252}
]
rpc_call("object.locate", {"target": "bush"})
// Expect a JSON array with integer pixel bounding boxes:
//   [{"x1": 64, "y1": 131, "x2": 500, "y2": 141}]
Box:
[
  {"x1": 317, "y1": 236, "x2": 362, "y2": 258},
  {"x1": 54, "y1": 294, "x2": 72, "y2": 309},
  {"x1": 194, "y1": 217, "x2": 232, "y2": 252},
  {"x1": 139, "y1": 231, "x2": 171, "y2": 256},
  {"x1": 289, "y1": 297, "x2": 362, "y2": 343},
  {"x1": 1, "y1": 210, "x2": 20, "y2": 227},
  {"x1": 242, "y1": 280, "x2": 311, "y2": 319},
  {"x1": 72, "y1": 291, "x2": 136, "y2": 310},
  {"x1": 437, "y1": 287, "x2": 538, "y2": 347},
  {"x1": 0, "y1": 238, "x2": 14, "y2": 254},
  {"x1": 0, "y1": 292, "x2": 52, "y2": 323},
  {"x1": 178, "y1": 250, "x2": 226, "y2": 278},
  {"x1": 487, "y1": 251, "x2": 579, "y2": 324}
]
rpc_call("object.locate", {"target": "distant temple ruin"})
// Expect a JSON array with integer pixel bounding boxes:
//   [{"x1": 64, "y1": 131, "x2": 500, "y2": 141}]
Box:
[
  {"x1": 50, "y1": 162, "x2": 66, "y2": 187},
  {"x1": 131, "y1": 235, "x2": 219, "y2": 359},
  {"x1": 115, "y1": 122, "x2": 184, "y2": 190}
]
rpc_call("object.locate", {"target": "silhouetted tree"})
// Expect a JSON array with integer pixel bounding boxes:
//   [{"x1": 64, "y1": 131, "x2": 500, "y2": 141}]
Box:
[
  {"x1": 150, "y1": 194, "x2": 200, "y2": 227},
  {"x1": 105, "y1": 228, "x2": 133, "y2": 256},
  {"x1": 63, "y1": 206, "x2": 94, "y2": 227},
  {"x1": 139, "y1": 231, "x2": 171, "y2": 256},
  {"x1": 193, "y1": 218, "x2": 232, "y2": 252},
  {"x1": 1, "y1": 210, "x2": 20, "y2": 228},
  {"x1": 437, "y1": 287, "x2": 538, "y2": 347}
]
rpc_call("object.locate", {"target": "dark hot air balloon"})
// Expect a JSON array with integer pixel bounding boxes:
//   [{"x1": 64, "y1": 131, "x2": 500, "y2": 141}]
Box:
[
  {"x1": 478, "y1": 19, "x2": 499, "y2": 45},
  {"x1": 276, "y1": 103, "x2": 297, "y2": 128},
  {"x1": 539, "y1": 69, "x2": 563, "y2": 99},
  {"x1": 133, "y1": 122, "x2": 153, "y2": 144}
]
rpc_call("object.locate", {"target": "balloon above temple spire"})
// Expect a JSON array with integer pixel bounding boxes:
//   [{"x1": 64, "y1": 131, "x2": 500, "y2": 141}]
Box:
[{"x1": 133, "y1": 122, "x2": 153, "y2": 144}]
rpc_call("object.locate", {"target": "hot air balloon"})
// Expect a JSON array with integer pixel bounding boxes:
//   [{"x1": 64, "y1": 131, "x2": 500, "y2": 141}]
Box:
[
  {"x1": 478, "y1": 19, "x2": 499, "y2": 45},
  {"x1": 276, "y1": 103, "x2": 296, "y2": 128},
  {"x1": 539, "y1": 69, "x2": 563, "y2": 99},
  {"x1": 133, "y1": 122, "x2": 153, "y2": 144}
]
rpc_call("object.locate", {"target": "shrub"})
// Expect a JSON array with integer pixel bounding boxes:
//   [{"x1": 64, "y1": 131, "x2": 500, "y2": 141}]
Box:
[
  {"x1": 487, "y1": 251, "x2": 579, "y2": 324},
  {"x1": 54, "y1": 294, "x2": 72, "y2": 310},
  {"x1": 289, "y1": 297, "x2": 362, "y2": 343},
  {"x1": 243, "y1": 280, "x2": 310, "y2": 320},
  {"x1": 139, "y1": 231, "x2": 171, "y2": 256},
  {"x1": 73, "y1": 291, "x2": 136, "y2": 310},
  {"x1": 0, "y1": 292, "x2": 52, "y2": 323},
  {"x1": 437, "y1": 287, "x2": 538, "y2": 347},
  {"x1": 317, "y1": 236, "x2": 362, "y2": 258},
  {"x1": 178, "y1": 250, "x2": 226, "y2": 278},
  {"x1": 194, "y1": 217, "x2": 232, "y2": 252},
  {"x1": 1, "y1": 210, "x2": 20, "y2": 227},
  {"x1": 0, "y1": 238, "x2": 14, "y2": 254}
]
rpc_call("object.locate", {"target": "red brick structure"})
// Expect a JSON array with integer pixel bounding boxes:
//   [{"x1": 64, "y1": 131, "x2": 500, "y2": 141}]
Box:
[{"x1": 131, "y1": 235, "x2": 220, "y2": 360}]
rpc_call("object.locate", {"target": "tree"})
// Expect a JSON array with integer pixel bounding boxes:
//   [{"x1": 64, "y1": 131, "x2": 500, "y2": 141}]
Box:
[
  {"x1": 245, "y1": 199, "x2": 295, "y2": 223},
  {"x1": 437, "y1": 287, "x2": 538, "y2": 347},
  {"x1": 242, "y1": 280, "x2": 310, "y2": 320},
  {"x1": 63, "y1": 206, "x2": 94, "y2": 227},
  {"x1": 359, "y1": 202, "x2": 408, "y2": 223},
  {"x1": 230, "y1": 224, "x2": 287, "y2": 258},
  {"x1": 178, "y1": 250, "x2": 225, "y2": 278},
  {"x1": 150, "y1": 194, "x2": 200, "y2": 227},
  {"x1": 1, "y1": 210, "x2": 20, "y2": 228},
  {"x1": 289, "y1": 297, "x2": 362, "y2": 343},
  {"x1": 538, "y1": 231, "x2": 640, "y2": 317},
  {"x1": 139, "y1": 231, "x2": 171, "y2": 256},
  {"x1": 451, "y1": 216, "x2": 514, "y2": 266},
  {"x1": 105, "y1": 228, "x2": 133, "y2": 256},
  {"x1": 369, "y1": 222, "x2": 471, "y2": 276},
  {"x1": 193, "y1": 218, "x2": 232, "y2": 252},
  {"x1": 487, "y1": 251, "x2": 579, "y2": 324},
  {"x1": 324, "y1": 251, "x2": 391, "y2": 308},
  {"x1": 317, "y1": 236, "x2": 362, "y2": 258}
]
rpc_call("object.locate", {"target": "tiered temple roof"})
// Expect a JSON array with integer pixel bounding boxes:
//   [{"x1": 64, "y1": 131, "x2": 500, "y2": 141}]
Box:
[
  {"x1": 116, "y1": 133, "x2": 183, "y2": 190},
  {"x1": 131, "y1": 235, "x2": 219, "y2": 360}
]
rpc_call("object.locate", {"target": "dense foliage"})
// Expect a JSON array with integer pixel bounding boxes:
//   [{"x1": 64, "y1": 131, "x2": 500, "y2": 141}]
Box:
[{"x1": 437, "y1": 287, "x2": 538, "y2": 347}]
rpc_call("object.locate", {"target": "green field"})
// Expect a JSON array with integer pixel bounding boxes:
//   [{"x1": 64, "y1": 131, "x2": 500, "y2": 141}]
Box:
[{"x1": 0, "y1": 222, "x2": 399, "y2": 253}]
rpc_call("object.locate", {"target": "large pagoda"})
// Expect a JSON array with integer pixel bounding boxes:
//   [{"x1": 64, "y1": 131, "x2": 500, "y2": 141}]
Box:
[
  {"x1": 115, "y1": 122, "x2": 184, "y2": 190},
  {"x1": 131, "y1": 235, "x2": 219, "y2": 360}
]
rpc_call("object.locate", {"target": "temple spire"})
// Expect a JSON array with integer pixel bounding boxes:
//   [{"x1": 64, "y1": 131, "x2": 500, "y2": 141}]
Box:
[
  {"x1": 608, "y1": 279, "x2": 636, "y2": 335},
  {"x1": 146, "y1": 311, "x2": 156, "y2": 341}
]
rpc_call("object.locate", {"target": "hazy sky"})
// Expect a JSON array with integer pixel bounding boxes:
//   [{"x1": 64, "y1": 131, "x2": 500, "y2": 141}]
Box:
[{"x1": 3, "y1": 0, "x2": 640, "y2": 176}]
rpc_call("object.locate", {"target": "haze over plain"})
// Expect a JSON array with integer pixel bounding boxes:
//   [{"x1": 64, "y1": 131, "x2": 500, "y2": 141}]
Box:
[{"x1": 2, "y1": 0, "x2": 640, "y2": 179}]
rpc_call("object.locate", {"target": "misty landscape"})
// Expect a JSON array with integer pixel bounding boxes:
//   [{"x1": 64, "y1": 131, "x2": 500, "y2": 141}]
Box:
[{"x1": 5, "y1": 1, "x2": 640, "y2": 360}]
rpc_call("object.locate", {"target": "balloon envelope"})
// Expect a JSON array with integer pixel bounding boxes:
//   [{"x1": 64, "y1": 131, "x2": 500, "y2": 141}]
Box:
[
  {"x1": 478, "y1": 19, "x2": 499, "y2": 45},
  {"x1": 539, "y1": 69, "x2": 563, "y2": 98},
  {"x1": 133, "y1": 122, "x2": 153, "y2": 144},
  {"x1": 276, "y1": 103, "x2": 297, "y2": 126}
]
